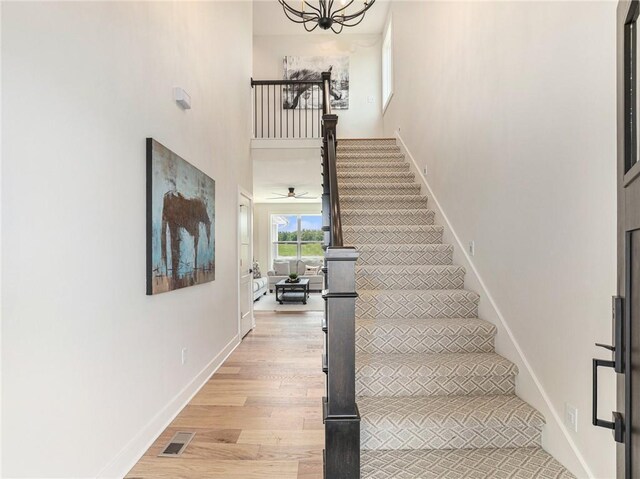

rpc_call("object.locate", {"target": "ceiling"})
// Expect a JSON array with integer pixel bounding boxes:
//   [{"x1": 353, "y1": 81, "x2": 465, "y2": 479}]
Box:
[{"x1": 253, "y1": 0, "x2": 391, "y2": 36}]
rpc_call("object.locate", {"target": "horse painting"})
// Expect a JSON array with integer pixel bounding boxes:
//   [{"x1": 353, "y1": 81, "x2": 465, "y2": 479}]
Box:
[
  {"x1": 147, "y1": 139, "x2": 216, "y2": 295},
  {"x1": 283, "y1": 67, "x2": 344, "y2": 110},
  {"x1": 160, "y1": 191, "x2": 212, "y2": 284},
  {"x1": 283, "y1": 56, "x2": 349, "y2": 110}
]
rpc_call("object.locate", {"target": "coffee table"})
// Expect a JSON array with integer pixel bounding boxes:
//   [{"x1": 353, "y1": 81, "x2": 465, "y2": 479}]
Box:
[{"x1": 275, "y1": 278, "x2": 310, "y2": 304}]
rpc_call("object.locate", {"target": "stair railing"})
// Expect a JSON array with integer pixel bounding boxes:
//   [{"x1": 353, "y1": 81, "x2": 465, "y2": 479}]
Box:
[
  {"x1": 250, "y1": 78, "x2": 324, "y2": 138},
  {"x1": 320, "y1": 71, "x2": 360, "y2": 479}
]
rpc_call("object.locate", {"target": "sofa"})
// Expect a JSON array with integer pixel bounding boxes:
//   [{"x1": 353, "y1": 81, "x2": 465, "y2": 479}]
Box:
[
  {"x1": 267, "y1": 259, "x2": 324, "y2": 292},
  {"x1": 253, "y1": 277, "x2": 268, "y2": 301}
]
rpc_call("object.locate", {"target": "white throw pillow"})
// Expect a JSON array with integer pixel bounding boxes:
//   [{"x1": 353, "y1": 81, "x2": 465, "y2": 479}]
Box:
[
  {"x1": 305, "y1": 265, "x2": 321, "y2": 276},
  {"x1": 274, "y1": 262, "x2": 290, "y2": 276}
]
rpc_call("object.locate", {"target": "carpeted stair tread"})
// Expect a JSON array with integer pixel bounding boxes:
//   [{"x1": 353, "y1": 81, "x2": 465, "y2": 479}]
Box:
[
  {"x1": 342, "y1": 209, "x2": 434, "y2": 227},
  {"x1": 359, "y1": 395, "x2": 544, "y2": 450},
  {"x1": 360, "y1": 448, "x2": 576, "y2": 478},
  {"x1": 339, "y1": 138, "x2": 397, "y2": 145},
  {"x1": 357, "y1": 289, "x2": 479, "y2": 319},
  {"x1": 337, "y1": 144, "x2": 401, "y2": 152},
  {"x1": 341, "y1": 195, "x2": 429, "y2": 210},
  {"x1": 337, "y1": 161, "x2": 409, "y2": 169},
  {"x1": 359, "y1": 394, "x2": 544, "y2": 430},
  {"x1": 338, "y1": 152, "x2": 406, "y2": 161},
  {"x1": 357, "y1": 244, "x2": 454, "y2": 266},
  {"x1": 338, "y1": 171, "x2": 415, "y2": 182},
  {"x1": 356, "y1": 265, "x2": 465, "y2": 290},
  {"x1": 356, "y1": 352, "x2": 517, "y2": 397},
  {"x1": 339, "y1": 183, "x2": 422, "y2": 195},
  {"x1": 356, "y1": 317, "x2": 496, "y2": 354},
  {"x1": 344, "y1": 225, "x2": 443, "y2": 246},
  {"x1": 357, "y1": 352, "x2": 517, "y2": 379}
]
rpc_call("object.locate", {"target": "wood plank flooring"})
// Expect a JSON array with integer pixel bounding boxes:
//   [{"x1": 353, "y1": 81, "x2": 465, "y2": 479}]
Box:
[{"x1": 126, "y1": 312, "x2": 324, "y2": 479}]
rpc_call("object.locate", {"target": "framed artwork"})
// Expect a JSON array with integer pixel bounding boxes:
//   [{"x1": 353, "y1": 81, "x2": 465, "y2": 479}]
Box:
[
  {"x1": 283, "y1": 55, "x2": 349, "y2": 110},
  {"x1": 146, "y1": 139, "x2": 215, "y2": 295}
]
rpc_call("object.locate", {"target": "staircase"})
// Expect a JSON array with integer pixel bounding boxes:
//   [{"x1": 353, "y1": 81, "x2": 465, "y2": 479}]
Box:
[{"x1": 336, "y1": 138, "x2": 575, "y2": 478}]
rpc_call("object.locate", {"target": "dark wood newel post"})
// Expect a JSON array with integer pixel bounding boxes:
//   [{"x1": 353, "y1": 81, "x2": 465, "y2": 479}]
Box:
[{"x1": 324, "y1": 247, "x2": 360, "y2": 479}]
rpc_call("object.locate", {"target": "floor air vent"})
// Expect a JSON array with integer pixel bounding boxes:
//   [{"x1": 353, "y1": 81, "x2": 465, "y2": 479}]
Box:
[{"x1": 158, "y1": 431, "x2": 195, "y2": 457}]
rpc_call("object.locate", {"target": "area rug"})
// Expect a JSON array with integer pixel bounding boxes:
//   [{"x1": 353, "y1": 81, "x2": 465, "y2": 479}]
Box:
[{"x1": 253, "y1": 292, "x2": 324, "y2": 312}]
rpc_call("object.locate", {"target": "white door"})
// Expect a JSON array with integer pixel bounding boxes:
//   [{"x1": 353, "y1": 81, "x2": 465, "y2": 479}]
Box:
[{"x1": 238, "y1": 192, "x2": 254, "y2": 338}]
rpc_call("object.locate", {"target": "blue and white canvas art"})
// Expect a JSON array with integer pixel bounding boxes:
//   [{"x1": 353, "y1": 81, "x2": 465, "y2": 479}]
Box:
[{"x1": 146, "y1": 139, "x2": 215, "y2": 295}]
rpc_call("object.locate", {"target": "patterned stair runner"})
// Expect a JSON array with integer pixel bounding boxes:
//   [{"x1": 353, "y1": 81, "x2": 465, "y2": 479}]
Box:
[{"x1": 336, "y1": 138, "x2": 575, "y2": 478}]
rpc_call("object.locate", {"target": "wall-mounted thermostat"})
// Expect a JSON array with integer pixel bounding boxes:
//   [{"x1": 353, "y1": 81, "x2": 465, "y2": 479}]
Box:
[{"x1": 173, "y1": 87, "x2": 191, "y2": 110}]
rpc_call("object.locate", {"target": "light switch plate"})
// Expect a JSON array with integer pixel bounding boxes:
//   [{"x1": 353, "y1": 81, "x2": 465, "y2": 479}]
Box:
[{"x1": 565, "y1": 403, "x2": 578, "y2": 432}]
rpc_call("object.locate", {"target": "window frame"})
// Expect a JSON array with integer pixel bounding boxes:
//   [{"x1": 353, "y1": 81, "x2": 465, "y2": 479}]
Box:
[
  {"x1": 382, "y1": 15, "x2": 394, "y2": 114},
  {"x1": 271, "y1": 213, "x2": 323, "y2": 264}
]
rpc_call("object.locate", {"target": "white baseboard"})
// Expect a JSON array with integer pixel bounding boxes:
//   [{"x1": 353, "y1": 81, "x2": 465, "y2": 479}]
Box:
[
  {"x1": 394, "y1": 130, "x2": 592, "y2": 478},
  {"x1": 96, "y1": 334, "x2": 241, "y2": 479}
]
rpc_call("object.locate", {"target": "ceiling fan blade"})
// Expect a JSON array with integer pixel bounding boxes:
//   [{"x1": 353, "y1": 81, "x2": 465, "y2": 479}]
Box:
[
  {"x1": 266, "y1": 196, "x2": 292, "y2": 200},
  {"x1": 295, "y1": 192, "x2": 310, "y2": 197},
  {"x1": 295, "y1": 195, "x2": 318, "y2": 199}
]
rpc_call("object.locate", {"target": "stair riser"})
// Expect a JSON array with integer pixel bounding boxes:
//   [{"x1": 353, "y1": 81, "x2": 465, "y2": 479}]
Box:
[
  {"x1": 342, "y1": 199, "x2": 429, "y2": 210},
  {"x1": 338, "y1": 173, "x2": 415, "y2": 183},
  {"x1": 358, "y1": 249, "x2": 454, "y2": 266},
  {"x1": 343, "y1": 211, "x2": 434, "y2": 227},
  {"x1": 340, "y1": 186, "x2": 422, "y2": 196},
  {"x1": 356, "y1": 270, "x2": 464, "y2": 290},
  {"x1": 338, "y1": 154, "x2": 405, "y2": 161},
  {"x1": 361, "y1": 449, "x2": 575, "y2": 479},
  {"x1": 360, "y1": 426, "x2": 541, "y2": 451},
  {"x1": 356, "y1": 375, "x2": 516, "y2": 397},
  {"x1": 356, "y1": 334, "x2": 495, "y2": 354},
  {"x1": 337, "y1": 164, "x2": 410, "y2": 173},
  {"x1": 357, "y1": 294, "x2": 479, "y2": 319},
  {"x1": 345, "y1": 229, "x2": 443, "y2": 245},
  {"x1": 338, "y1": 139, "x2": 397, "y2": 147},
  {"x1": 338, "y1": 146, "x2": 401, "y2": 153}
]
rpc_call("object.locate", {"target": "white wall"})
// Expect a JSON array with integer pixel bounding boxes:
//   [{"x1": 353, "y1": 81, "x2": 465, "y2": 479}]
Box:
[
  {"x1": 1, "y1": 2, "x2": 252, "y2": 477},
  {"x1": 253, "y1": 202, "x2": 321, "y2": 274},
  {"x1": 253, "y1": 34, "x2": 384, "y2": 138},
  {"x1": 384, "y1": 2, "x2": 617, "y2": 477}
]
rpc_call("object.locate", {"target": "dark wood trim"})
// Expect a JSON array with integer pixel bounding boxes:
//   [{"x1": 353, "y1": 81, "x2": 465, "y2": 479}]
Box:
[{"x1": 146, "y1": 138, "x2": 153, "y2": 296}]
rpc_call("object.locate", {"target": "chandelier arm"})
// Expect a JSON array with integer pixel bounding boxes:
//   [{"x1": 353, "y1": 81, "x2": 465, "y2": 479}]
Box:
[
  {"x1": 334, "y1": 13, "x2": 367, "y2": 28},
  {"x1": 278, "y1": 0, "x2": 303, "y2": 16},
  {"x1": 281, "y1": 2, "x2": 319, "y2": 24},
  {"x1": 330, "y1": 21, "x2": 345, "y2": 34},
  {"x1": 334, "y1": 0, "x2": 375, "y2": 21},
  {"x1": 303, "y1": 1, "x2": 322, "y2": 15},
  {"x1": 304, "y1": 20, "x2": 320, "y2": 32},
  {"x1": 330, "y1": 0, "x2": 356, "y2": 16},
  {"x1": 332, "y1": 13, "x2": 365, "y2": 27},
  {"x1": 279, "y1": 0, "x2": 317, "y2": 20}
]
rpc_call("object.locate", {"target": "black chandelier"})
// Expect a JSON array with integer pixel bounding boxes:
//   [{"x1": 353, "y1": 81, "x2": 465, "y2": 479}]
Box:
[{"x1": 278, "y1": 0, "x2": 376, "y2": 34}]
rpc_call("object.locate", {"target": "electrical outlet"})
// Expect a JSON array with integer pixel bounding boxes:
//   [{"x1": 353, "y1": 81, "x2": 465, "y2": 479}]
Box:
[
  {"x1": 367, "y1": 95, "x2": 374, "y2": 104},
  {"x1": 468, "y1": 240, "x2": 475, "y2": 257},
  {"x1": 181, "y1": 347, "x2": 188, "y2": 366},
  {"x1": 422, "y1": 165, "x2": 428, "y2": 176},
  {"x1": 565, "y1": 403, "x2": 578, "y2": 432}
]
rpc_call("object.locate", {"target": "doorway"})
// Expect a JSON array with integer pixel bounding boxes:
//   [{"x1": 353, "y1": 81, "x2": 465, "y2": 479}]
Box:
[{"x1": 238, "y1": 189, "x2": 254, "y2": 338}]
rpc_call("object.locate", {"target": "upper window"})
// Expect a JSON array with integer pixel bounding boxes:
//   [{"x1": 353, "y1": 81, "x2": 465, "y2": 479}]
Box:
[
  {"x1": 271, "y1": 214, "x2": 323, "y2": 262},
  {"x1": 382, "y1": 17, "x2": 394, "y2": 112}
]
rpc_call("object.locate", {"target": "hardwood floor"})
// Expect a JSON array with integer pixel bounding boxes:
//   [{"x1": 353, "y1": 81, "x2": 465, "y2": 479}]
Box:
[{"x1": 126, "y1": 312, "x2": 325, "y2": 479}]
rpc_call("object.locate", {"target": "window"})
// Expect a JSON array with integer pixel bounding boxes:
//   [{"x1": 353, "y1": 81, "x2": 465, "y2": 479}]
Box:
[
  {"x1": 271, "y1": 214, "x2": 323, "y2": 262},
  {"x1": 382, "y1": 17, "x2": 394, "y2": 112}
]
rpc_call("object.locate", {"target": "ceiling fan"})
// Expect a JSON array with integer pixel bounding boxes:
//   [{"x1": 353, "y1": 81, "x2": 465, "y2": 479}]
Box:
[{"x1": 267, "y1": 187, "x2": 317, "y2": 200}]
